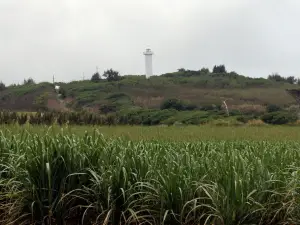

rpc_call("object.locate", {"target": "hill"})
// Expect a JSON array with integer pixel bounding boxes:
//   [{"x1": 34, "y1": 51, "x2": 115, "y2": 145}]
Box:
[{"x1": 0, "y1": 69, "x2": 299, "y2": 114}]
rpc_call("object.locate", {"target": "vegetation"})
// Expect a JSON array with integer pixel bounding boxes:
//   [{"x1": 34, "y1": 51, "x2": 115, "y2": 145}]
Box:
[
  {"x1": 268, "y1": 73, "x2": 299, "y2": 84},
  {"x1": 0, "y1": 105, "x2": 299, "y2": 126},
  {"x1": 0, "y1": 81, "x2": 5, "y2": 91},
  {"x1": 23, "y1": 77, "x2": 35, "y2": 85},
  {"x1": 0, "y1": 128, "x2": 299, "y2": 224},
  {"x1": 160, "y1": 98, "x2": 197, "y2": 111},
  {"x1": 212, "y1": 64, "x2": 227, "y2": 73},
  {"x1": 1, "y1": 65, "x2": 300, "y2": 113},
  {"x1": 103, "y1": 68, "x2": 121, "y2": 81},
  {"x1": 91, "y1": 72, "x2": 101, "y2": 82},
  {"x1": 3, "y1": 61, "x2": 300, "y2": 225},
  {"x1": 261, "y1": 111, "x2": 297, "y2": 125}
]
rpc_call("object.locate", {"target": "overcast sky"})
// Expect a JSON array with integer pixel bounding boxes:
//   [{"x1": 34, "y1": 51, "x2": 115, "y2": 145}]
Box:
[{"x1": 1, "y1": 0, "x2": 300, "y2": 84}]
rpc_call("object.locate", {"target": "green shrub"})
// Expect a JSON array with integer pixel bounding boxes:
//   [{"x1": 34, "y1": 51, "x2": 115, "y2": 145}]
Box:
[
  {"x1": 266, "y1": 104, "x2": 282, "y2": 113},
  {"x1": 118, "y1": 109, "x2": 177, "y2": 125},
  {"x1": 99, "y1": 103, "x2": 117, "y2": 114},
  {"x1": 141, "y1": 109, "x2": 177, "y2": 125},
  {"x1": 17, "y1": 113, "x2": 28, "y2": 125},
  {"x1": 261, "y1": 112, "x2": 297, "y2": 125},
  {"x1": 160, "y1": 98, "x2": 197, "y2": 111},
  {"x1": 162, "y1": 111, "x2": 210, "y2": 125},
  {"x1": 236, "y1": 115, "x2": 256, "y2": 123}
]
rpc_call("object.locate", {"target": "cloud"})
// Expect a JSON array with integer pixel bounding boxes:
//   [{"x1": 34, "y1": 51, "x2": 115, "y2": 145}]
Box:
[{"x1": 1, "y1": 0, "x2": 300, "y2": 84}]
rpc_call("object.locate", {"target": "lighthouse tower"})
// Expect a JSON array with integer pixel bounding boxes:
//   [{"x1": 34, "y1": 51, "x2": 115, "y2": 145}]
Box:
[{"x1": 143, "y1": 48, "x2": 153, "y2": 78}]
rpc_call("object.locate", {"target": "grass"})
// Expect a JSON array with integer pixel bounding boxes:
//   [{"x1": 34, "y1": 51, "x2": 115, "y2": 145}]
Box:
[
  {"x1": 1, "y1": 124, "x2": 300, "y2": 141},
  {"x1": 1, "y1": 125, "x2": 300, "y2": 224}
]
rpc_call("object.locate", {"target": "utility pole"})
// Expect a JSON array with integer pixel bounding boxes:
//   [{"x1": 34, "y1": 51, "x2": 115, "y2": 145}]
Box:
[{"x1": 53, "y1": 74, "x2": 55, "y2": 85}]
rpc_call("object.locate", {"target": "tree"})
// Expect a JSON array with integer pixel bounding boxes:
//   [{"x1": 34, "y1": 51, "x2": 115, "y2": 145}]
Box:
[
  {"x1": 199, "y1": 68, "x2": 210, "y2": 74},
  {"x1": 261, "y1": 111, "x2": 297, "y2": 125},
  {"x1": 286, "y1": 76, "x2": 296, "y2": 84},
  {"x1": 177, "y1": 68, "x2": 186, "y2": 73},
  {"x1": 160, "y1": 98, "x2": 196, "y2": 111},
  {"x1": 267, "y1": 73, "x2": 285, "y2": 82},
  {"x1": 58, "y1": 87, "x2": 67, "y2": 99},
  {"x1": 34, "y1": 92, "x2": 49, "y2": 110},
  {"x1": 103, "y1": 69, "x2": 120, "y2": 81},
  {"x1": 23, "y1": 78, "x2": 35, "y2": 85},
  {"x1": 213, "y1": 65, "x2": 226, "y2": 73},
  {"x1": 266, "y1": 104, "x2": 282, "y2": 113},
  {"x1": 99, "y1": 104, "x2": 117, "y2": 114},
  {"x1": 0, "y1": 81, "x2": 5, "y2": 91},
  {"x1": 91, "y1": 72, "x2": 101, "y2": 82}
]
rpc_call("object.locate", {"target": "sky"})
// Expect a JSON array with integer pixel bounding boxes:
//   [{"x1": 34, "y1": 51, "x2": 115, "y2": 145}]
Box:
[{"x1": 1, "y1": 0, "x2": 300, "y2": 85}]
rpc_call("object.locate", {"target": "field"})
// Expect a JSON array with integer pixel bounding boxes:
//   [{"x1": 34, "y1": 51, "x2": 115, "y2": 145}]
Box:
[
  {"x1": 1, "y1": 125, "x2": 300, "y2": 225},
  {"x1": 2, "y1": 124, "x2": 300, "y2": 141}
]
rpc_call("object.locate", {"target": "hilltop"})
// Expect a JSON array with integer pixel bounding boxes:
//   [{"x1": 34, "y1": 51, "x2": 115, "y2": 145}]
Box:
[{"x1": 0, "y1": 68, "x2": 299, "y2": 114}]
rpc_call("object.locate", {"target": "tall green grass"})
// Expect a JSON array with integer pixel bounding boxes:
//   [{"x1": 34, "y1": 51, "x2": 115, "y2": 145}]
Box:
[{"x1": 0, "y1": 129, "x2": 300, "y2": 224}]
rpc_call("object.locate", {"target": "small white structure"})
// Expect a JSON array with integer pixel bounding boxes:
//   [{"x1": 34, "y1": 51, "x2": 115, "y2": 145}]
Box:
[
  {"x1": 143, "y1": 48, "x2": 154, "y2": 78},
  {"x1": 55, "y1": 85, "x2": 60, "y2": 92}
]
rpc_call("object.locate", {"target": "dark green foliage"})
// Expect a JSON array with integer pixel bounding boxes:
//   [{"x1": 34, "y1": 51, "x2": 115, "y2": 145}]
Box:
[
  {"x1": 140, "y1": 109, "x2": 177, "y2": 125},
  {"x1": 177, "y1": 68, "x2": 186, "y2": 72},
  {"x1": 0, "y1": 111, "x2": 17, "y2": 124},
  {"x1": 17, "y1": 114, "x2": 28, "y2": 125},
  {"x1": 103, "y1": 69, "x2": 120, "y2": 82},
  {"x1": 179, "y1": 111, "x2": 210, "y2": 125},
  {"x1": 91, "y1": 72, "x2": 101, "y2": 82},
  {"x1": 160, "y1": 98, "x2": 197, "y2": 111},
  {"x1": 268, "y1": 73, "x2": 285, "y2": 82},
  {"x1": 213, "y1": 65, "x2": 227, "y2": 73},
  {"x1": 105, "y1": 92, "x2": 133, "y2": 109},
  {"x1": 162, "y1": 111, "x2": 212, "y2": 125},
  {"x1": 34, "y1": 92, "x2": 50, "y2": 111},
  {"x1": 0, "y1": 81, "x2": 5, "y2": 91},
  {"x1": 29, "y1": 112, "x2": 43, "y2": 125},
  {"x1": 261, "y1": 112, "x2": 297, "y2": 125},
  {"x1": 118, "y1": 109, "x2": 177, "y2": 125},
  {"x1": 59, "y1": 87, "x2": 67, "y2": 99},
  {"x1": 0, "y1": 109, "x2": 296, "y2": 126},
  {"x1": 57, "y1": 112, "x2": 68, "y2": 126},
  {"x1": 268, "y1": 73, "x2": 296, "y2": 84},
  {"x1": 106, "y1": 92, "x2": 127, "y2": 99},
  {"x1": 229, "y1": 109, "x2": 242, "y2": 116},
  {"x1": 105, "y1": 114, "x2": 118, "y2": 125},
  {"x1": 99, "y1": 104, "x2": 117, "y2": 114},
  {"x1": 200, "y1": 104, "x2": 222, "y2": 112},
  {"x1": 200, "y1": 67, "x2": 210, "y2": 74},
  {"x1": 43, "y1": 112, "x2": 56, "y2": 125},
  {"x1": 23, "y1": 78, "x2": 35, "y2": 85},
  {"x1": 286, "y1": 76, "x2": 296, "y2": 84},
  {"x1": 236, "y1": 115, "x2": 256, "y2": 123},
  {"x1": 266, "y1": 104, "x2": 282, "y2": 113}
]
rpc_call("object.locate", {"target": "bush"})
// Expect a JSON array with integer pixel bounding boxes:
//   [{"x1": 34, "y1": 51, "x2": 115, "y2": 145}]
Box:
[
  {"x1": 162, "y1": 111, "x2": 210, "y2": 125},
  {"x1": 266, "y1": 104, "x2": 282, "y2": 113},
  {"x1": 91, "y1": 72, "x2": 101, "y2": 82},
  {"x1": 261, "y1": 112, "x2": 297, "y2": 125},
  {"x1": 160, "y1": 98, "x2": 197, "y2": 111},
  {"x1": 118, "y1": 109, "x2": 177, "y2": 125},
  {"x1": 17, "y1": 114, "x2": 28, "y2": 125},
  {"x1": 236, "y1": 115, "x2": 256, "y2": 123},
  {"x1": 142, "y1": 109, "x2": 177, "y2": 125},
  {"x1": 99, "y1": 104, "x2": 117, "y2": 114}
]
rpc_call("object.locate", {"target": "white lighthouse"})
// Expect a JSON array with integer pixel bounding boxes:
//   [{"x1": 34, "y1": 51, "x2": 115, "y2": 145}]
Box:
[{"x1": 143, "y1": 48, "x2": 153, "y2": 78}]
